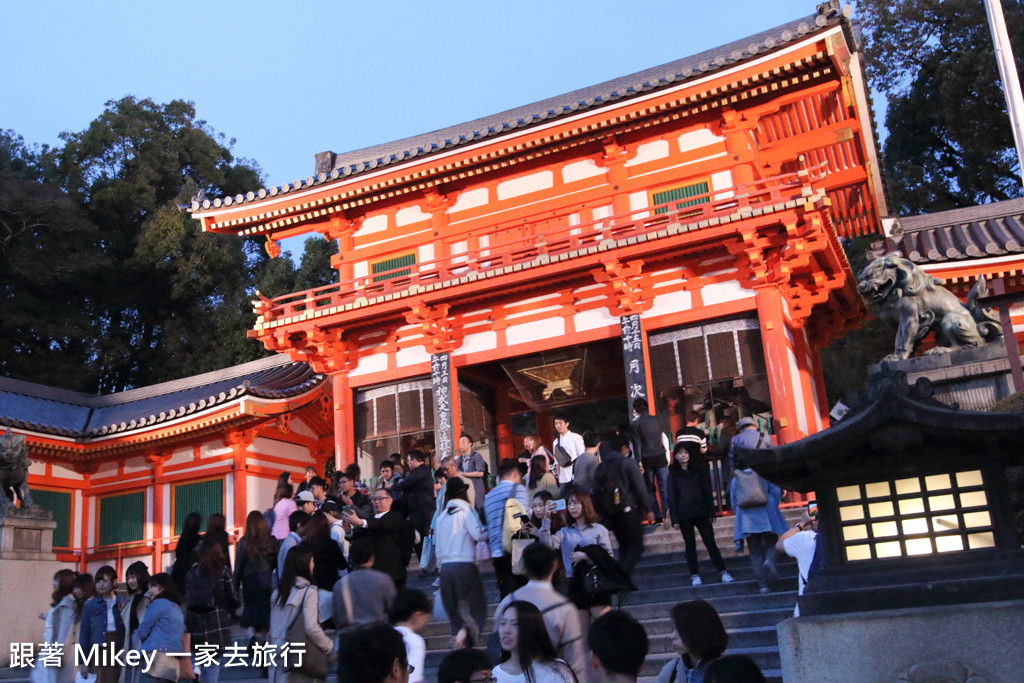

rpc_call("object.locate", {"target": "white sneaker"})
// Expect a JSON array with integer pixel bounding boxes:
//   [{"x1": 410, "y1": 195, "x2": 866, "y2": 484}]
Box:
[
  {"x1": 720, "y1": 570, "x2": 735, "y2": 583},
  {"x1": 690, "y1": 574, "x2": 702, "y2": 586}
]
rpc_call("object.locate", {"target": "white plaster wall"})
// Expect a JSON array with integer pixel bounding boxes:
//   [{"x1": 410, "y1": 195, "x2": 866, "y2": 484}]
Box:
[
  {"x1": 573, "y1": 308, "x2": 619, "y2": 333},
  {"x1": 506, "y1": 317, "x2": 565, "y2": 345},
  {"x1": 452, "y1": 330, "x2": 499, "y2": 357},
  {"x1": 289, "y1": 416, "x2": 317, "y2": 438},
  {"x1": 53, "y1": 463, "x2": 78, "y2": 479},
  {"x1": 252, "y1": 437, "x2": 310, "y2": 461},
  {"x1": 701, "y1": 280, "x2": 755, "y2": 305},
  {"x1": 123, "y1": 456, "x2": 151, "y2": 474},
  {"x1": 496, "y1": 171, "x2": 554, "y2": 201},
  {"x1": 354, "y1": 261, "x2": 368, "y2": 279},
  {"x1": 225, "y1": 474, "x2": 234, "y2": 528},
  {"x1": 248, "y1": 475, "x2": 278, "y2": 517},
  {"x1": 396, "y1": 205, "x2": 430, "y2": 227},
  {"x1": 350, "y1": 352, "x2": 389, "y2": 377},
  {"x1": 448, "y1": 188, "x2": 489, "y2": 212},
  {"x1": 167, "y1": 448, "x2": 193, "y2": 467},
  {"x1": 629, "y1": 192, "x2": 649, "y2": 213},
  {"x1": 642, "y1": 289, "x2": 694, "y2": 320},
  {"x1": 712, "y1": 170, "x2": 734, "y2": 200},
  {"x1": 28, "y1": 460, "x2": 45, "y2": 475},
  {"x1": 202, "y1": 441, "x2": 231, "y2": 459},
  {"x1": 625, "y1": 140, "x2": 670, "y2": 166},
  {"x1": 355, "y1": 214, "x2": 388, "y2": 236},
  {"x1": 419, "y1": 244, "x2": 435, "y2": 263},
  {"x1": 678, "y1": 128, "x2": 722, "y2": 152},
  {"x1": 396, "y1": 345, "x2": 432, "y2": 368},
  {"x1": 561, "y1": 159, "x2": 606, "y2": 183}
]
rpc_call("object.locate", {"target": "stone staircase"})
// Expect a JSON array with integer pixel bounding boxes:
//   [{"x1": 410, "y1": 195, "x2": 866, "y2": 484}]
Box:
[{"x1": 1, "y1": 510, "x2": 803, "y2": 683}]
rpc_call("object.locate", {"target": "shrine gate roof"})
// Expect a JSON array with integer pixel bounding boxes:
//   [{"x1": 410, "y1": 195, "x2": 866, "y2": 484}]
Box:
[
  {"x1": 0, "y1": 355, "x2": 322, "y2": 439},
  {"x1": 189, "y1": 3, "x2": 851, "y2": 213},
  {"x1": 874, "y1": 198, "x2": 1024, "y2": 265}
]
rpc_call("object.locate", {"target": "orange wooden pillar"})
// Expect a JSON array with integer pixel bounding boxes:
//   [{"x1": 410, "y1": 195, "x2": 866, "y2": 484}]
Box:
[
  {"x1": 754, "y1": 285, "x2": 800, "y2": 445},
  {"x1": 147, "y1": 453, "x2": 167, "y2": 572},
  {"x1": 227, "y1": 430, "x2": 252, "y2": 531},
  {"x1": 494, "y1": 383, "x2": 515, "y2": 460},
  {"x1": 332, "y1": 372, "x2": 354, "y2": 472}
]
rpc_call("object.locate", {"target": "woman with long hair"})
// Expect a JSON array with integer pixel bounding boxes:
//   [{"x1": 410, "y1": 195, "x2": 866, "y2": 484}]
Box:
[
  {"x1": 32, "y1": 569, "x2": 77, "y2": 683},
  {"x1": 171, "y1": 512, "x2": 202, "y2": 594},
  {"x1": 494, "y1": 601, "x2": 576, "y2": 683},
  {"x1": 202, "y1": 513, "x2": 231, "y2": 569},
  {"x1": 136, "y1": 574, "x2": 186, "y2": 683},
  {"x1": 70, "y1": 574, "x2": 95, "y2": 683},
  {"x1": 119, "y1": 561, "x2": 151, "y2": 683},
  {"x1": 234, "y1": 510, "x2": 276, "y2": 639},
  {"x1": 185, "y1": 540, "x2": 239, "y2": 683},
  {"x1": 537, "y1": 486, "x2": 614, "y2": 617},
  {"x1": 654, "y1": 600, "x2": 729, "y2": 683},
  {"x1": 269, "y1": 545, "x2": 334, "y2": 683},
  {"x1": 526, "y1": 455, "x2": 559, "y2": 499},
  {"x1": 527, "y1": 490, "x2": 565, "y2": 536},
  {"x1": 300, "y1": 511, "x2": 347, "y2": 626}
]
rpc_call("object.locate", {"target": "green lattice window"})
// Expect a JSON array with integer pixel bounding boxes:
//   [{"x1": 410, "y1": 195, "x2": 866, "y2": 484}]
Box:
[
  {"x1": 174, "y1": 479, "x2": 224, "y2": 535},
  {"x1": 652, "y1": 181, "x2": 710, "y2": 215},
  {"x1": 33, "y1": 489, "x2": 71, "y2": 548},
  {"x1": 99, "y1": 492, "x2": 144, "y2": 546},
  {"x1": 371, "y1": 253, "x2": 415, "y2": 282}
]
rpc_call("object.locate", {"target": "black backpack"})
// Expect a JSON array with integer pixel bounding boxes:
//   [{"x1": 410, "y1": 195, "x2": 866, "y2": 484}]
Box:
[
  {"x1": 592, "y1": 459, "x2": 626, "y2": 519},
  {"x1": 185, "y1": 565, "x2": 216, "y2": 613}
]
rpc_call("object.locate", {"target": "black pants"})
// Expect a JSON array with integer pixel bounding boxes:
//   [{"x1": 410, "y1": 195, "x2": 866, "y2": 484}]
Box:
[
  {"x1": 679, "y1": 516, "x2": 726, "y2": 575},
  {"x1": 606, "y1": 508, "x2": 644, "y2": 576},
  {"x1": 492, "y1": 553, "x2": 526, "y2": 598}
]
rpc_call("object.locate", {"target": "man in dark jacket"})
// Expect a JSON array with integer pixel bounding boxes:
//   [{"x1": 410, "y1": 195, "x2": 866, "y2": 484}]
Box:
[
  {"x1": 345, "y1": 490, "x2": 410, "y2": 590},
  {"x1": 595, "y1": 432, "x2": 651, "y2": 576},
  {"x1": 631, "y1": 397, "x2": 669, "y2": 525},
  {"x1": 393, "y1": 449, "x2": 435, "y2": 561}
]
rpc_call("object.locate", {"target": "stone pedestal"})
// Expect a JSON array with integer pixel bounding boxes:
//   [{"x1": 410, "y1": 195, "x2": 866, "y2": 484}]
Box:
[
  {"x1": 868, "y1": 344, "x2": 1014, "y2": 411},
  {"x1": 777, "y1": 600, "x2": 1024, "y2": 683},
  {"x1": 0, "y1": 508, "x2": 65, "y2": 667}
]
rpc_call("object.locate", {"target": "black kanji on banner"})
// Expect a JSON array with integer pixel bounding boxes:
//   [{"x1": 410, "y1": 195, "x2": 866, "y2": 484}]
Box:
[
  {"x1": 431, "y1": 352, "x2": 454, "y2": 461},
  {"x1": 620, "y1": 314, "x2": 648, "y2": 404}
]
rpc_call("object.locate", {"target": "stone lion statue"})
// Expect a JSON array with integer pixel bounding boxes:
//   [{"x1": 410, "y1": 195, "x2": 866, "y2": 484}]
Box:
[
  {"x1": 0, "y1": 431, "x2": 34, "y2": 509},
  {"x1": 857, "y1": 254, "x2": 1002, "y2": 362}
]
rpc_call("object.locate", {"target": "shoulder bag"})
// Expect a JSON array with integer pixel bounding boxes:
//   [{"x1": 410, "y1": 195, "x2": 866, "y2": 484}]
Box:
[{"x1": 283, "y1": 587, "x2": 329, "y2": 678}]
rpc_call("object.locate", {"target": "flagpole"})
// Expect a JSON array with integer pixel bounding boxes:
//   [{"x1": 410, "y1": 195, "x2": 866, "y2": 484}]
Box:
[{"x1": 985, "y1": 0, "x2": 1024, "y2": 188}]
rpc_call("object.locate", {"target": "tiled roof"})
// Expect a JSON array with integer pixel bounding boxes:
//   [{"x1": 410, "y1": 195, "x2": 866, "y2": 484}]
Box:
[
  {"x1": 875, "y1": 198, "x2": 1024, "y2": 264},
  {"x1": 190, "y1": 2, "x2": 850, "y2": 213},
  {"x1": 0, "y1": 355, "x2": 324, "y2": 439}
]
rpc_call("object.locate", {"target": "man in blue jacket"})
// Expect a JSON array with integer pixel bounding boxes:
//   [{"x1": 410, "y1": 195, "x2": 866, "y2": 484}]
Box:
[{"x1": 79, "y1": 565, "x2": 127, "y2": 683}]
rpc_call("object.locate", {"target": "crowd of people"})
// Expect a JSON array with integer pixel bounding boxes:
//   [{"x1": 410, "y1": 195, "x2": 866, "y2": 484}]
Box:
[{"x1": 31, "y1": 402, "x2": 807, "y2": 683}]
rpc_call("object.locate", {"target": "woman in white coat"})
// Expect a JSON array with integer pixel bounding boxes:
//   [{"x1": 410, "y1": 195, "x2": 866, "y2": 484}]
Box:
[{"x1": 34, "y1": 569, "x2": 77, "y2": 683}]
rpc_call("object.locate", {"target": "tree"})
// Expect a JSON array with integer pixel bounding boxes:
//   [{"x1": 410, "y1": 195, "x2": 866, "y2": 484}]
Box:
[
  {"x1": 859, "y1": 0, "x2": 1024, "y2": 214},
  {"x1": 0, "y1": 131, "x2": 107, "y2": 389}
]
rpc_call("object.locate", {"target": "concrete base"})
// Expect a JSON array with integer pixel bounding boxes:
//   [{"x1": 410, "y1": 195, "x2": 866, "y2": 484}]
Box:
[
  {"x1": 0, "y1": 509, "x2": 65, "y2": 667},
  {"x1": 777, "y1": 600, "x2": 1024, "y2": 683},
  {"x1": 870, "y1": 344, "x2": 1014, "y2": 411}
]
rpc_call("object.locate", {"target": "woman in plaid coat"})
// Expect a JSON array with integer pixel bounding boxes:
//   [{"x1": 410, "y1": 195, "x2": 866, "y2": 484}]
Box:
[{"x1": 185, "y1": 539, "x2": 239, "y2": 683}]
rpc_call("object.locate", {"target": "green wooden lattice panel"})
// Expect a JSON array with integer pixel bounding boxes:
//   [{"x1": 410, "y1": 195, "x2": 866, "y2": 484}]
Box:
[
  {"x1": 372, "y1": 253, "x2": 415, "y2": 282},
  {"x1": 653, "y1": 181, "x2": 710, "y2": 215},
  {"x1": 174, "y1": 479, "x2": 224, "y2": 535},
  {"x1": 33, "y1": 489, "x2": 71, "y2": 548},
  {"x1": 99, "y1": 492, "x2": 144, "y2": 546}
]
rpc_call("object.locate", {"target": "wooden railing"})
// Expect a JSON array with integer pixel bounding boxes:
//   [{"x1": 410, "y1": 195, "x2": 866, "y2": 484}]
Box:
[{"x1": 257, "y1": 168, "x2": 827, "y2": 324}]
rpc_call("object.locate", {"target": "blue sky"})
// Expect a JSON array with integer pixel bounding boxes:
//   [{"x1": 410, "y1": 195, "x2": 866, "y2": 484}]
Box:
[{"x1": 3, "y1": 1, "x2": 842, "y2": 191}]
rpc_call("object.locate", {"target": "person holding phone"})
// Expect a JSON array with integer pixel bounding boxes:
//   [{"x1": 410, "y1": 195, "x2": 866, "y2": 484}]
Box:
[{"x1": 776, "y1": 500, "x2": 819, "y2": 616}]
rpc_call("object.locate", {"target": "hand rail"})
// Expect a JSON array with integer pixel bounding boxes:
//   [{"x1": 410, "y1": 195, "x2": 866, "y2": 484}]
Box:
[{"x1": 256, "y1": 167, "x2": 828, "y2": 323}]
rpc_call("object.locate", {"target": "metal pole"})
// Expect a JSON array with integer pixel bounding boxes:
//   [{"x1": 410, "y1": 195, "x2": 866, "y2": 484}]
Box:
[{"x1": 985, "y1": 0, "x2": 1024, "y2": 188}]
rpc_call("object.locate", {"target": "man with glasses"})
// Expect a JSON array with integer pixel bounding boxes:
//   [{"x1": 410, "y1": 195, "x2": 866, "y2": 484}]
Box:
[
  {"x1": 345, "y1": 488, "x2": 409, "y2": 589},
  {"x1": 437, "y1": 649, "x2": 494, "y2": 683}
]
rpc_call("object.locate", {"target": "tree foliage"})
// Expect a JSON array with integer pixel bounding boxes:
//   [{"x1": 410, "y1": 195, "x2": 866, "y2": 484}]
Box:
[
  {"x1": 0, "y1": 98, "x2": 339, "y2": 393},
  {"x1": 859, "y1": 0, "x2": 1024, "y2": 214}
]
